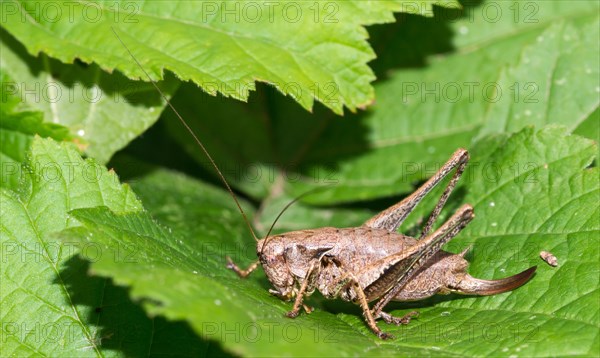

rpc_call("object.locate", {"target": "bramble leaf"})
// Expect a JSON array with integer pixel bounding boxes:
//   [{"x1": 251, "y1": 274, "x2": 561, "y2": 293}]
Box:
[
  {"x1": 1, "y1": 0, "x2": 460, "y2": 114},
  {"x1": 2, "y1": 1, "x2": 598, "y2": 357},
  {"x1": 0, "y1": 138, "x2": 214, "y2": 357},
  {"x1": 479, "y1": 21, "x2": 599, "y2": 138},
  {"x1": 0, "y1": 68, "x2": 71, "y2": 188},
  {"x1": 0, "y1": 29, "x2": 177, "y2": 163}
]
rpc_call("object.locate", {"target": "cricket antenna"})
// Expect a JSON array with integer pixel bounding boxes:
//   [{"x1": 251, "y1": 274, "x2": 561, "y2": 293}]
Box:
[
  {"x1": 112, "y1": 27, "x2": 259, "y2": 242},
  {"x1": 260, "y1": 184, "x2": 334, "y2": 254}
]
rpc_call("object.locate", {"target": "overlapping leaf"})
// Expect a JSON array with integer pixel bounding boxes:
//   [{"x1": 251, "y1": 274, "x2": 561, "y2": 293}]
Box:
[
  {"x1": 0, "y1": 138, "x2": 140, "y2": 356},
  {"x1": 479, "y1": 21, "x2": 599, "y2": 138},
  {"x1": 0, "y1": 0, "x2": 459, "y2": 114},
  {"x1": 2, "y1": 1, "x2": 598, "y2": 357},
  {"x1": 0, "y1": 68, "x2": 72, "y2": 189},
  {"x1": 0, "y1": 29, "x2": 176, "y2": 163},
  {"x1": 0, "y1": 138, "x2": 216, "y2": 357}
]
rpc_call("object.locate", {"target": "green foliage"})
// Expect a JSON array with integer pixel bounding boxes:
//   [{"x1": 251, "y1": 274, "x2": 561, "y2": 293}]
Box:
[
  {"x1": 0, "y1": 69, "x2": 72, "y2": 188},
  {"x1": 0, "y1": 138, "x2": 141, "y2": 356},
  {"x1": 164, "y1": 0, "x2": 599, "y2": 203},
  {"x1": 1, "y1": 0, "x2": 459, "y2": 114},
  {"x1": 1, "y1": 1, "x2": 598, "y2": 357},
  {"x1": 0, "y1": 28, "x2": 176, "y2": 163},
  {"x1": 63, "y1": 127, "x2": 599, "y2": 356}
]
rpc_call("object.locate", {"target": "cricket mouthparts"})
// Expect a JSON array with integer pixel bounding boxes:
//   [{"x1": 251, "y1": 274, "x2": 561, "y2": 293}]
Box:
[{"x1": 455, "y1": 266, "x2": 537, "y2": 295}]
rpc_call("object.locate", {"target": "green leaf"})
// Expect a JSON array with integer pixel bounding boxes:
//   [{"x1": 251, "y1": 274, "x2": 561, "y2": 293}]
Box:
[
  {"x1": 0, "y1": 28, "x2": 177, "y2": 163},
  {"x1": 163, "y1": 1, "x2": 599, "y2": 203},
  {"x1": 0, "y1": 137, "x2": 216, "y2": 357},
  {"x1": 62, "y1": 127, "x2": 598, "y2": 356},
  {"x1": 0, "y1": 137, "x2": 139, "y2": 355},
  {"x1": 573, "y1": 106, "x2": 599, "y2": 143},
  {"x1": 0, "y1": 68, "x2": 72, "y2": 189},
  {"x1": 0, "y1": 110, "x2": 69, "y2": 189},
  {"x1": 0, "y1": 0, "x2": 459, "y2": 114},
  {"x1": 478, "y1": 20, "x2": 600, "y2": 138},
  {"x1": 3, "y1": 1, "x2": 598, "y2": 356}
]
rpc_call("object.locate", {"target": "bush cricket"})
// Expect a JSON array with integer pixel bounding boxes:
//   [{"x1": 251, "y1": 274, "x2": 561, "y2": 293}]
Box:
[
  {"x1": 226, "y1": 148, "x2": 536, "y2": 339},
  {"x1": 114, "y1": 29, "x2": 537, "y2": 340}
]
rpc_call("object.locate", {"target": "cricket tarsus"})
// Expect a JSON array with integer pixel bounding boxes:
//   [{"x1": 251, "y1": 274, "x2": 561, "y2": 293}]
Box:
[
  {"x1": 111, "y1": 27, "x2": 258, "y2": 243},
  {"x1": 380, "y1": 311, "x2": 419, "y2": 325},
  {"x1": 226, "y1": 256, "x2": 259, "y2": 278}
]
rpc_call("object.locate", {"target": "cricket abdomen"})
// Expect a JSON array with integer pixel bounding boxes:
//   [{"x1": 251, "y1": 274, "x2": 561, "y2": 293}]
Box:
[
  {"x1": 285, "y1": 226, "x2": 418, "y2": 273},
  {"x1": 301, "y1": 227, "x2": 467, "y2": 302}
]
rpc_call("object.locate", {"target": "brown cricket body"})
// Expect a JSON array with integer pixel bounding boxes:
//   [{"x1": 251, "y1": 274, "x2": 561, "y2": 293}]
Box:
[
  {"x1": 258, "y1": 228, "x2": 535, "y2": 303},
  {"x1": 227, "y1": 149, "x2": 537, "y2": 339}
]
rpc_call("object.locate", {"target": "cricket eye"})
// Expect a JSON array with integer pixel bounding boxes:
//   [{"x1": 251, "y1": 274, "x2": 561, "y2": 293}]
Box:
[
  {"x1": 262, "y1": 255, "x2": 277, "y2": 265},
  {"x1": 258, "y1": 253, "x2": 267, "y2": 263}
]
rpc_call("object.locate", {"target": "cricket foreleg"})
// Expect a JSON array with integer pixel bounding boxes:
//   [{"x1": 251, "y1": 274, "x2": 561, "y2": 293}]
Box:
[
  {"x1": 286, "y1": 262, "x2": 317, "y2": 318},
  {"x1": 226, "y1": 256, "x2": 259, "y2": 278}
]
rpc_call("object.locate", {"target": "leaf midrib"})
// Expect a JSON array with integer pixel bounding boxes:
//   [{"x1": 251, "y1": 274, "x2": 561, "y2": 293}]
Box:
[{"x1": 15, "y1": 195, "x2": 103, "y2": 357}]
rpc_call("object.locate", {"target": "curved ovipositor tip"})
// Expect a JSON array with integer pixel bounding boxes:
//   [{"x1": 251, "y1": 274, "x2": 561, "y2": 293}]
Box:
[{"x1": 455, "y1": 266, "x2": 537, "y2": 295}]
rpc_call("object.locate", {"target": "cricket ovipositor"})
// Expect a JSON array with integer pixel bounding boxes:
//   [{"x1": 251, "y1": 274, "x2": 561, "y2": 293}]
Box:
[{"x1": 113, "y1": 29, "x2": 537, "y2": 340}]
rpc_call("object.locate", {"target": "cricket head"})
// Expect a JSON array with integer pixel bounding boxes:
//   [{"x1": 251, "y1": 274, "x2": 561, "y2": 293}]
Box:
[
  {"x1": 257, "y1": 236, "x2": 332, "y2": 300},
  {"x1": 257, "y1": 237, "x2": 294, "y2": 299}
]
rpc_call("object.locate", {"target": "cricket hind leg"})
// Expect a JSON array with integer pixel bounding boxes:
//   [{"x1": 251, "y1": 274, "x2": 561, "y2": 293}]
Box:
[
  {"x1": 370, "y1": 204, "x2": 475, "y2": 319},
  {"x1": 363, "y1": 149, "x2": 469, "y2": 235},
  {"x1": 351, "y1": 275, "x2": 395, "y2": 340}
]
